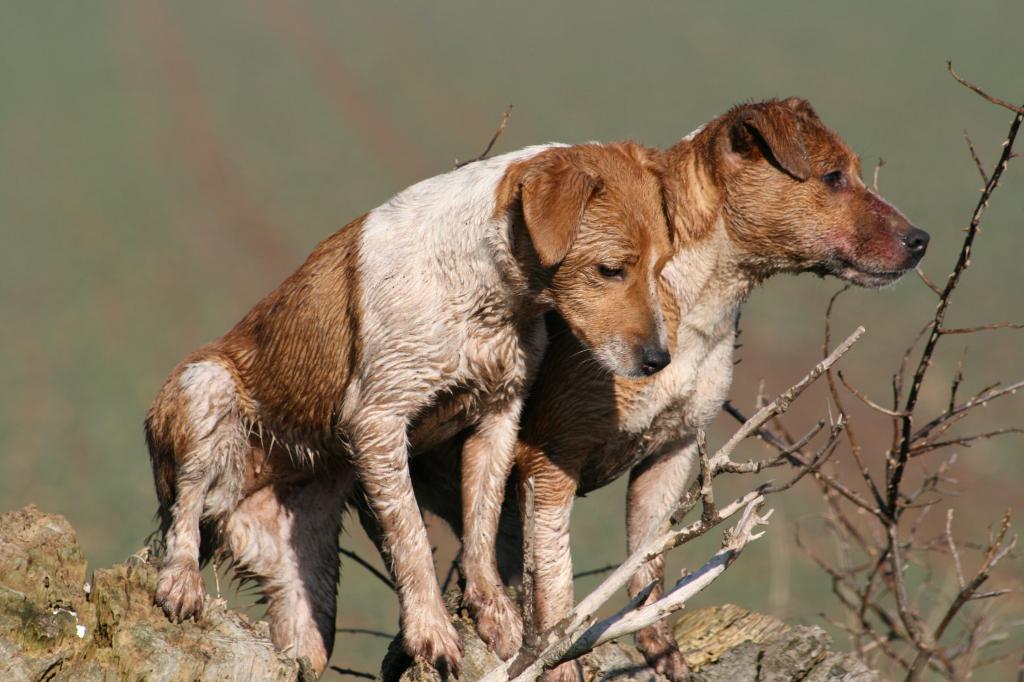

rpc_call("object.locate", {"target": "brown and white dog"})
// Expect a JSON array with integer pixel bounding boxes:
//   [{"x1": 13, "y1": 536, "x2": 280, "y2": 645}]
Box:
[
  {"x1": 144, "y1": 141, "x2": 674, "y2": 674},
  {"x1": 386, "y1": 98, "x2": 929, "y2": 681}
]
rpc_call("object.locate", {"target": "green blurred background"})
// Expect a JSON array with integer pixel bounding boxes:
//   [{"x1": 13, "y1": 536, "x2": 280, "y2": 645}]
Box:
[{"x1": 1, "y1": 1, "x2": 1021, "y2": 679}]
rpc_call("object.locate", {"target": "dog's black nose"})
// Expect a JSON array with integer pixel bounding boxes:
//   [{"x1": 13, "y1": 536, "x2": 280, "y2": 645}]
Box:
[
  {"x1": 902, "y1": 227, "x2": 930, "y2": 256},
  {"x1": 640, "y1": 346, "x2": 671, "y2": 376}
]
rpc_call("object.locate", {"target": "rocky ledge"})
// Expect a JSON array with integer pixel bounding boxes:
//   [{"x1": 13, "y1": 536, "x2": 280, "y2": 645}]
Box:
[{"x1": 0, "y1": 506, "x2": 876, "y2": 681}]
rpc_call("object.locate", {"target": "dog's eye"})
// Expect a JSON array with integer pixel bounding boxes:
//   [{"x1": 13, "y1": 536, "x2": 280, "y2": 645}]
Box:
[
  {"x1": 597, "y1": 264, "x2": 625, "y2": 280},
  {"x1": 822, "y1": 170, "x2": 846, "y2": 189}
]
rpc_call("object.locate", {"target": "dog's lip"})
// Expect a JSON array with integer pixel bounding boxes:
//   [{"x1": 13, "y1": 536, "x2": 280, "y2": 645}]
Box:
[{"x1": 832, "y1": 256, "x2": 910, "y2": 281}]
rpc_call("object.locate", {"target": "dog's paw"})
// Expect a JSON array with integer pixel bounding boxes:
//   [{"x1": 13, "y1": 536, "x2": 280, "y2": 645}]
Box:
[
  {"x1": 155, "y1": 562, "x2": 206, "y2": 622},
  {"x1": 464, "y1": 582, "x2": 523, "y2": 660},
  {"x1": 543, "y1": 660, "x2": 583, "y2": 682},
  {"x1": 403, "y1": 605, "x2": 463, "y2": 676},
  {"x1": 637, "y1": 624, "x2": 690, "y2": 681}
]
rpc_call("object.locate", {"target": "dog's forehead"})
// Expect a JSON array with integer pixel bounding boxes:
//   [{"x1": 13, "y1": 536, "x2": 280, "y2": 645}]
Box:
[{"x1": 803, "y1": 118, "x2": 857, "y2": 169}]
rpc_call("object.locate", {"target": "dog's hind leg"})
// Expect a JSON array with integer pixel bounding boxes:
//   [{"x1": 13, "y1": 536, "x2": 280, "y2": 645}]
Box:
[
  {"x1": 223, "y1": 465, "x2": 353, "y2": 675},
  {"x1": 154, "y1": 359, "x2": 248, "y2": 623}
]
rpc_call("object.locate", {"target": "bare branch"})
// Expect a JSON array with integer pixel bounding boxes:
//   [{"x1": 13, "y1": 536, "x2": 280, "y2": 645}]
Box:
[
  {"x1": 713, "y1": 326, "x2": 864, "y2": 469},
  {"x1": 937, "y1": 322, "x2": 1024, "y2": 335},
  {"x1": 339, "y1": 546, "x2": 395, "y2": 592},
  {"x1": 947, "y1": 61, "x2": 1024, "y2": 115},
  {"x1": 575, "y1": 501, "x2": 771, "y2": 651},
  {"x1": 906, "y1": 512, "x2": 1016, "y2": 679},
  {"x1": 946, "y1": 510, "x2": 965, "y2": 590},
  {"x1": 872, "y1": 157, "x2": 887, "y2": 193},
  {"x1": 572, "y1": 564, "x2": 618, "y2": 580},
  {"x1": 455, "y1": 104, "x2": 513, "y2": 168},
  {"x1": 964, "y1": 130, "x2": 990, "y2": 184},
  {"x1": 504, "y1": 498, "x2": 771, "y2": 682},
  {"x1": 838, "y1": 370, "x2": 911, "y2": 417},
  {"x1": 892, "y1": 105, "x2": 1022, "y2": 513},
  {"x1": 914, "y1": 266, "x2": 942, "y2": 297},
  {"x1": 910, "y1": 428, "x2": 1024, "y2": 457},
  {"x1": 330, "y1": 666, "x2": 377, "y2": 679},
  {"x1": 521, "y1": 476, "x2": 537, "y2": 647}
]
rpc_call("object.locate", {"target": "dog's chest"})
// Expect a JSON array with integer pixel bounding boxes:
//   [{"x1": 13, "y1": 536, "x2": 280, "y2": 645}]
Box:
[
  {"x1": 410, "y1": 312, "x2": 545, "y2": 450},
  {"x1": 578, "y1": 315, "x2": 736, "y2": 494}
]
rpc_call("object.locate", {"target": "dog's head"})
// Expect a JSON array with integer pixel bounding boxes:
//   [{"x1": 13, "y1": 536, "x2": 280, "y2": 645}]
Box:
[
  {"x1": 499, "y1": 143, "x2": 674, "y2": 377},
  {"x1": 703, "y1": 98, "x2": 928, "y2": 286}
]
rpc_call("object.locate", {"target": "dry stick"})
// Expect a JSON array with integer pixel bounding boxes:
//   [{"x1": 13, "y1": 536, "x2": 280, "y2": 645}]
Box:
[
  {"x1": 483, "y1": 326, "x2": 865, "y2": 682},
  {"x1": 441, "y1": 549, "x2": 462, "y2": 593},
  {"x1": 566, "y1": 501, "x2": 772, "y2": 653},
  {"x1": 963, "y1": 130, "x2": 990, "y2": 185},
  {"x1": 455, "y1": 104, "x2": 514, "y2": 168},
  {"x1": 335, "y1": 627, "x2": 396, "y2": 639},
  {"x1": 722, "y1": 402, "x2": 883, "y2": 518},
  {"x1": 330, "y1": 666, "x2": 377, "y2": 680},
  {"x1": 890, "y1": 68, "x2": 1023, "y2": 681},
  {"x1": 914, "y1": 266, "x2": 943, "y2": 297},
  {"x1": 338, "y1": 546, "x2": 395, "y2": 592},
  {"x1": 572, "y1": 564, "x2": 619, "y2": 580},
  {"x1": 823, "y1": 290, "x2": 888, "y2": 514},
  {"x1": 872, "y1": 157, "x2": 887, "y2": 193},
  {"x1": 906, "y1": 513, "x2": 1017, "y2": 680},
  {"x1": 909, "y1": 428, "x2": 1024, "y2": 457},
  {"x1": 892, "y1": 93, "x2": 1022, "y2": 511},
  {"x1": 947, "y1": 62, "x2": 1024, "y2": 116},
  {"x1": 521, "y1": 476, "x2": 538, "y2": 648},
  {"x1": 504, "y1": 496, "x2": 770, "y2": 682},
  {"x1": 946, "y1": 510, "x2": 966, "y2": 590},
  {"x1": 910, "y1": 379, "x2": 1024, "y2": 446},
  {"x1": 938, "y1": 322, "x2": 1024, "y2": 334},
  {"x1": 838, "y1": 370, "x2": 911, "y2": 417}
]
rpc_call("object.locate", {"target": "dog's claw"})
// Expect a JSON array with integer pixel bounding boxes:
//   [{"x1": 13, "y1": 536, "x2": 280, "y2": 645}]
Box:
[
  {"x1": 155, "y1": 562, "x2": 206, "y2": 622},
  {"x1": 464, "y1": 583, "x2": 524, "y2": 660},
  {"x1": 403, "y1": 604, "x2": 463, "y2": 676}
]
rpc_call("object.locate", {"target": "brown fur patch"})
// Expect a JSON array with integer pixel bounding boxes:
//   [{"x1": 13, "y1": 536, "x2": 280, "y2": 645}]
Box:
[{"x1": 220, "y1": 214, "x2": 365, "y2": 441}]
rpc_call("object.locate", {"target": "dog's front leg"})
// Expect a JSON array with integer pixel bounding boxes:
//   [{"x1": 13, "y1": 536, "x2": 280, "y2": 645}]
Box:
[
  {"x1": 528, "y1": 462, "x2": 581, "y2": 682},
  {"x1": 352, "y1": 416, "x2": 462, "y2": 674},
  {"x1": 626, "y1": 441, "x2": 700, "y2": 682},
  {"x1": 461, "y1": 400, "x2": 524, "y2": 660}
]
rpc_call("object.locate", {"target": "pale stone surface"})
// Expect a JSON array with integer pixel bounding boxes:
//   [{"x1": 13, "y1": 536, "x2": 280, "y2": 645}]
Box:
[{"x1": 0, "y1": 506, "x2": 305, "y2": 682}]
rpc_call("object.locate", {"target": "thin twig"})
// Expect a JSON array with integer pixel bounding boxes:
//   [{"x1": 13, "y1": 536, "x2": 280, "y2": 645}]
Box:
[
  {"x1": 838, "y1": 370, "x2": 911, "y2": 417},
  {"x1": 946, "y1": 510, "x2": 965, "y2": 590},
  {"x1": 572, "y1": 564, "x2": 619, "y2": 580},
  {"x1": 964, "y1": 130, "x2": 990, "y2": 184},
  {"x1": 455, "y1": 104, "x2": 513, "y2": 168},
  {"x1": 873, "y1": 157, "x2": 887, "y2": 193},
  {"x1": 339, "y1": 546, "x2": 395, "y2": 592},
  {"x1": 521, "y1": 476, "x2": 537, "y2": 647},
  {"x1": 915, "y1": 267, "x2": 942, "y2": 297},
  {"x1": 335, "y1": 627, "x2": 396, "y2": 639},
  {"x1": 947, "y1": 62, "x2": 1024, "y2": 116},
  {"x1": 937, "y1": 322, "x2": 1024, "y2": 335},
  {"x1": 892, "y1": 104, "x2": 1022, "y2": 512},
  {"x1": 330, "y1": 666, "x2": 377, "y2": 679}
]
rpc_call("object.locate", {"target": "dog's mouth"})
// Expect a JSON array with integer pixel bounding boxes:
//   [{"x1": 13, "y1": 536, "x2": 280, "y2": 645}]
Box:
[{"x1": 819, "y1": 257, "x2": 912, "y2": 288}]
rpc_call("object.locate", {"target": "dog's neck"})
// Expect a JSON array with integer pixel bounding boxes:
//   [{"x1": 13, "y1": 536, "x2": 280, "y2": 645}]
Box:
[{"x1": 660, "y1": 133, "x2": 758, "y2": 334}]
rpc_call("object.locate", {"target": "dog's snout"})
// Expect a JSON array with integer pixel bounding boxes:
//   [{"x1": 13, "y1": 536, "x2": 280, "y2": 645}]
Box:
[
  {"x1": 901, "y1": 227, "x2": 930, "y2": 257},
  {"x1": 639, "y1": 345, "x2": 671, "y2": 376}
]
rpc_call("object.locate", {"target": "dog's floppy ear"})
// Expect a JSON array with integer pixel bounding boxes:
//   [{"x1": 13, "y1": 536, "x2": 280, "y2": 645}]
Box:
[
  {"x1": 729, "y1": 103, "x2": 812, "y2": 181},
  {"x1": 508, "y1": 151, "x2": 602, "y2": 268}
]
